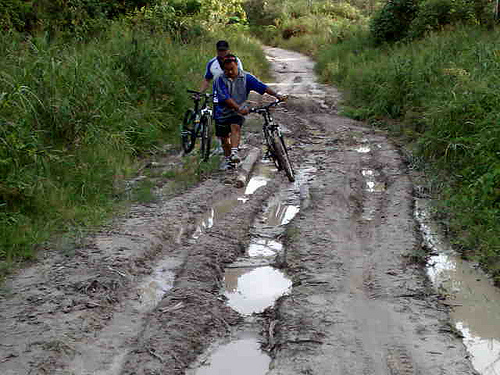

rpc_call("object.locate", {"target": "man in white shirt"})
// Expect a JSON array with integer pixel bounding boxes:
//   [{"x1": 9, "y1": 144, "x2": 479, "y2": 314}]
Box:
[
  {"x1": 199, "y1": 40, "x2": 243, "y2": 93},
  {"x1": 199, "y1": 40, "x2": 243, "y2": 159}
]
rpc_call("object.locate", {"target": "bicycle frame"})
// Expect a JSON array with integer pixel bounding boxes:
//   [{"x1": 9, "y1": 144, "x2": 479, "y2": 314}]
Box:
[
  {"x1": 188, "y1": 90, "x2": 213, "y2": 137},
  {"x1": 251, "y1": 100, "x2": 283, "y2": 153}
]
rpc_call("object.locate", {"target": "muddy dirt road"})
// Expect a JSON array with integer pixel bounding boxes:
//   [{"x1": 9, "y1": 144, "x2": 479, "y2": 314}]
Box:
[{"x1": 0, "y1": 47, "x2": 477, "y2": 375}]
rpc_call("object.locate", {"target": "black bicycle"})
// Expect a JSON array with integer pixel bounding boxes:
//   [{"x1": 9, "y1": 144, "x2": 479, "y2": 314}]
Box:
[
  {"x1": 180, "y1": 90, "x2": 213, "y2": 161},
  {"x1": 250, "y1": 99, "x2": 295, "y2": 182}
]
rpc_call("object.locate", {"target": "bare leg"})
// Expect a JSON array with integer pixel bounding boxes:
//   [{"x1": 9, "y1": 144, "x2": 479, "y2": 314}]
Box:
[
  {"x1": 221, "y1": 136, "x2": 231, "y2": 157},
  {"x1": 230, "y1": 124, "x2": 241, "y2": 150}
]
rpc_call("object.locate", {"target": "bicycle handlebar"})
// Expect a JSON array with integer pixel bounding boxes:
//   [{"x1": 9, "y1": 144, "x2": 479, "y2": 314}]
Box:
[
  {"x1": 249, "y1": 99, "x2": 282, "y2": 114},
  {"x1": 187, "y1": 89, "x2": 213, "y2": 99}
]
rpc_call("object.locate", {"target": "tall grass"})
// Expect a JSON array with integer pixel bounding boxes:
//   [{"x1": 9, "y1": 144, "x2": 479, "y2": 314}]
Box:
[
  {"x1": 247, "y1": 0, "x2": 370, "y2": 56},
  {"x1": 0, "y1": 24, "x2": 269, "y2": 276},
  {"x1": 316, "y1": 25, "x2": 500, "y2": 281}
]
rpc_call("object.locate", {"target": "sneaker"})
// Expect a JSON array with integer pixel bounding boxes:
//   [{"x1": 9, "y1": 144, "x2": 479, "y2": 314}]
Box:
[
  {"x1": 229, "y1": 150, "x2": 240, "y2": 163},
  {"x1": 220, "y1": 158, "x2": 236, "y2": 171}
]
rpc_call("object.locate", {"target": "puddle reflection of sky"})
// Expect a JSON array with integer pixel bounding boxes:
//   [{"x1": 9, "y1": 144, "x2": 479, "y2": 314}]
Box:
[
  {"x1": 135, "y1": 264, "x2": 175, "y2": 311},
  {"x1": 248, "y1": 238, "x2": 282, "y2": 257},
  {"x1": 421, "y1": 199, "x2": 500, "y2": 375},
  {"x1": 224, "y1": 266, "x2": 292, "y2": 315},
  {"x1": 245, "y1": 176, "x2": 270, "y2": 195},
  {"x1": 193, "y1": 336, "x2": 270, "y2": 375},
  {"x1": 457, "y1": 323, "x2": 500, "y2": 375}
]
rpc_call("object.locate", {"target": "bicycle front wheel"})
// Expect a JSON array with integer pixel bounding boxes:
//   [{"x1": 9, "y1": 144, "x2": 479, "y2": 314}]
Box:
[
  {"x1": 181, "y1": 109, "x2": 196, "y2": 154},
  {"x1": 264, "y1": 127, "x2": 281, "y2": 170},
  {"x1": 200, "y1": 115, "x2": 212, "y2": 162},
  {"x1": 271, "y1": 132, "x2": 295, "y2": 182}
]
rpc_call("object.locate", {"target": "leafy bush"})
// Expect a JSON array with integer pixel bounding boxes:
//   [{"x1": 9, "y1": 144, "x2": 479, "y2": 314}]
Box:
[
  {"x1": 171, "y1": 0, "x2": 202, "y2": 16},
  {"x1": 408, "y1": 0, "x2": 476, "y2": 39},
  {"x1": 244, "y1": 0, "x2": 284, "y2": 26},
  {"x1": 370, "y1": 0, "x2": 420, "y2": 44},
  {"x1": 314, "y1": 2, "x2": 364, "y2": 20},
  {"x1": 0, "y1": 0, "x2": 37, "y2": 32}
]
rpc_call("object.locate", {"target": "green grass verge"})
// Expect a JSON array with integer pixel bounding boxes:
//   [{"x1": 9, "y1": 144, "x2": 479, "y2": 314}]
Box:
[{"x1": 0, "y1": 23, "x2": 269, "y2": 280}]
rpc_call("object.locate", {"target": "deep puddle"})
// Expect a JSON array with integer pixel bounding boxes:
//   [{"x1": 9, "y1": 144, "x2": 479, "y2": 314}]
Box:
[
  {"x1": 224, "y1": 266, "x2": 292, "y2": 315},
  {"x1": 222, "y1": 166, "x2": 316, "y2": 315},
  {"x1": 188, "y1": 332, "x2": 270, "y2": 375},
  {"x1": 417, "y1": 199, "x2": 500, "y2": 375},
  {"x1": 264, "y1": 196, "x2": 300, "y2": 226},
  {"x1": 190, "y1": 159, "x2": 316, "y2": 375}
]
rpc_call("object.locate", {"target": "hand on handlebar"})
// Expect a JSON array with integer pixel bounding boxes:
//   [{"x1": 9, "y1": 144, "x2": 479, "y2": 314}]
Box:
[
  {"x1": 276, "y1": 93, "x2": 288, "y2": 102},
  {"x1": 238, "y1": 106, "x2": 249, "y2": 115}
]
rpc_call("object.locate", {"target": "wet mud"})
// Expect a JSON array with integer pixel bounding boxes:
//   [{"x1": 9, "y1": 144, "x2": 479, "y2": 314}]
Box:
[
  {"x1": 417, "y1": 199, "x2": 500, "y2": 375},
  {"x1": 0, "y1": 47, "x2": 485, "y2": 375}
]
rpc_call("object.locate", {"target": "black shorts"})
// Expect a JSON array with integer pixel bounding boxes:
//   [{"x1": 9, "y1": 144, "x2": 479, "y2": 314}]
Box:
[{"x1": 215, "y1": 115, "x2": 245, "y2": 137}]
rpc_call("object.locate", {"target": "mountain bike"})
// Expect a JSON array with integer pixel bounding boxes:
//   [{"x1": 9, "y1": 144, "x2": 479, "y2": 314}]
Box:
[
  {"x1": 250, "y1": 99, "x2": 295, "y2": 182},
  {"x1": 180, "y1": 90, "x2": 213, "y2": 162}
]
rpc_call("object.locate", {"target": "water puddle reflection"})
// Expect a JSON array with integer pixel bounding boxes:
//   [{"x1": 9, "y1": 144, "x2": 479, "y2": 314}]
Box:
[
  {"x1": 245, "y1": 176, "x2": 269, "y2": 195},
  {"x1": 417, "y1": 199, "x2": 500, "y2": 375},
  {"x1": 366, "y1": 181, "x2": 385, "y2": 193},
  {"x1": 193, "y1": 199, "x2": 240, "y2": 239},
  {"x1": 356, "y1": 146, "x2": 371, "y2": 153},
  {"x1": 134, "y1": 260, "x2": 175, "y2": 311},
  {"x1": 266, "y1": 200, "x2": 300, "y2": 226},
  {"x1": 189, "y1": 333, "x2": 270, "y2": 375},
  {"x1": 224, "y1": 266, "x2": 292, "y2": 315},
  {"x1": 248, "y1": 238, "x2": 283, "y2": 257},
  {"x1": 362, "y1": 169, "x2": 385, "y2": 193}
]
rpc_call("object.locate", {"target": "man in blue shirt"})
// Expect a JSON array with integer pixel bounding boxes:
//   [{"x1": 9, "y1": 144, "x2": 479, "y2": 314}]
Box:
[
  {"x1": 199, "y1": 40, "x2": 243, "y2": 93},
  {"x1": 213, "y1": 54, "x2": 285, "y2": 168}
]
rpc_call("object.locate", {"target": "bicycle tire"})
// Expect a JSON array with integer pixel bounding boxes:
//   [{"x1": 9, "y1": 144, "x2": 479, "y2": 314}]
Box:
[
  {"x1": 200, "y1": 115, "x2": 212, "y2": 162},
  {"x1": 181, "y1": 109, "x2": 196, "y2": 154},
  {"x1": 265, "y1": 127, "x2": 282, "y2": 170},
  {"x1": 271, "y1": 131, "x2": 295, "y2": 182}
]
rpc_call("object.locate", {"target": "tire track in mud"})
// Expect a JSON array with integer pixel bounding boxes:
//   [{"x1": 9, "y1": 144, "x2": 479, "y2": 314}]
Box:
[
  {"x1": 259, "y1": 48, "x2": 477, "y2": 375},
  {"x1": 120, "y1": 180, "x2": 283, "y2": 375},
  {"x1": 0, "y1": 172, "x2": 281, "y2": 374}
]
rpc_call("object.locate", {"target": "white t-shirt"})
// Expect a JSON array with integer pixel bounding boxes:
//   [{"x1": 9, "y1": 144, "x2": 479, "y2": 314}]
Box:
[{"x1": 204, "y1": 56, "x2": 243, "y2": 81}]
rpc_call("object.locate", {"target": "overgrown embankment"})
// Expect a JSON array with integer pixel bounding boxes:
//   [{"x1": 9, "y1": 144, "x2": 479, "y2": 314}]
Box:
[
  {"x1": 316, "y1": 26, "x2": 500, "y2": 280},
  {"x1": 0, "y1": 9, "x2": 268, "y2": 277}
]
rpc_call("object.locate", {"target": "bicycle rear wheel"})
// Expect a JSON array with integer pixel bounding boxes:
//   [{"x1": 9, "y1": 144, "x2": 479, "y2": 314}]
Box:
[
  {"x1": 181, "y1": 109, "x2": 196, "y2": 154},
  {"x1": 200, "y1": 115, "x2": 212, "y2": 162},
  {"x1": 271, "y1": 131, "x2": 295, "y2": 182}
]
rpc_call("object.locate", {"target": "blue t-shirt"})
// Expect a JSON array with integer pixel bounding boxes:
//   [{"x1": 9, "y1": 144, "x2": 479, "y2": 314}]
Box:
[{"x1": 213, "y1": 70, "x2": 267, "y2": 120}]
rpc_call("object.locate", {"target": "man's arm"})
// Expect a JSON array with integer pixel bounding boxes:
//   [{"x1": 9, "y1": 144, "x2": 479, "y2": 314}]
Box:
[
  {"x1": 199, "y1": 78, "x2": 211, "y2": 93},
  {"x1": 224, "y1": 98, "x2": 245, "y2": 114},
  {"x1": 264, "y1": 87, "x2": 286, "y2": 101},
  {"x1": 247, "y1": 74, "x2": 286, "y2": 101},
  {"x1": 200, "y1": 59, "x2": 216, "y2": 92}
]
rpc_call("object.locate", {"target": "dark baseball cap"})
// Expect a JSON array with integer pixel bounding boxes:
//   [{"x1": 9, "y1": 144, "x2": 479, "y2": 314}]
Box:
[{"x1": 216, "y1": 40, "x2": 229, "y2": 51}]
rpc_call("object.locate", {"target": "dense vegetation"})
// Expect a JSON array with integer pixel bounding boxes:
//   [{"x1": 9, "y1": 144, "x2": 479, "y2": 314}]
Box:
[
  {"x1": 0, "y1": 0, "x2": 267, "y2": 277},
  {"x1": 1, "y1": 0, "x2": 499, "y2": 283}
]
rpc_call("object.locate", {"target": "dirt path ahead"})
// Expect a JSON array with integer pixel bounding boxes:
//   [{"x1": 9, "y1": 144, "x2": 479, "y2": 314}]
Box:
[{"x1": 0, "y1": 47, "x2": 477, "y2": 375}]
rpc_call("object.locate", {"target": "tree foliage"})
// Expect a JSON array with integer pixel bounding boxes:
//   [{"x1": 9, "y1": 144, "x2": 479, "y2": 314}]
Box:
[
  {"x1": 370, "y1": 0, "x2": 494, "y2": 44},
  {"x1": 370, "y1": 0, "x2": 420, "y2": 44}
]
